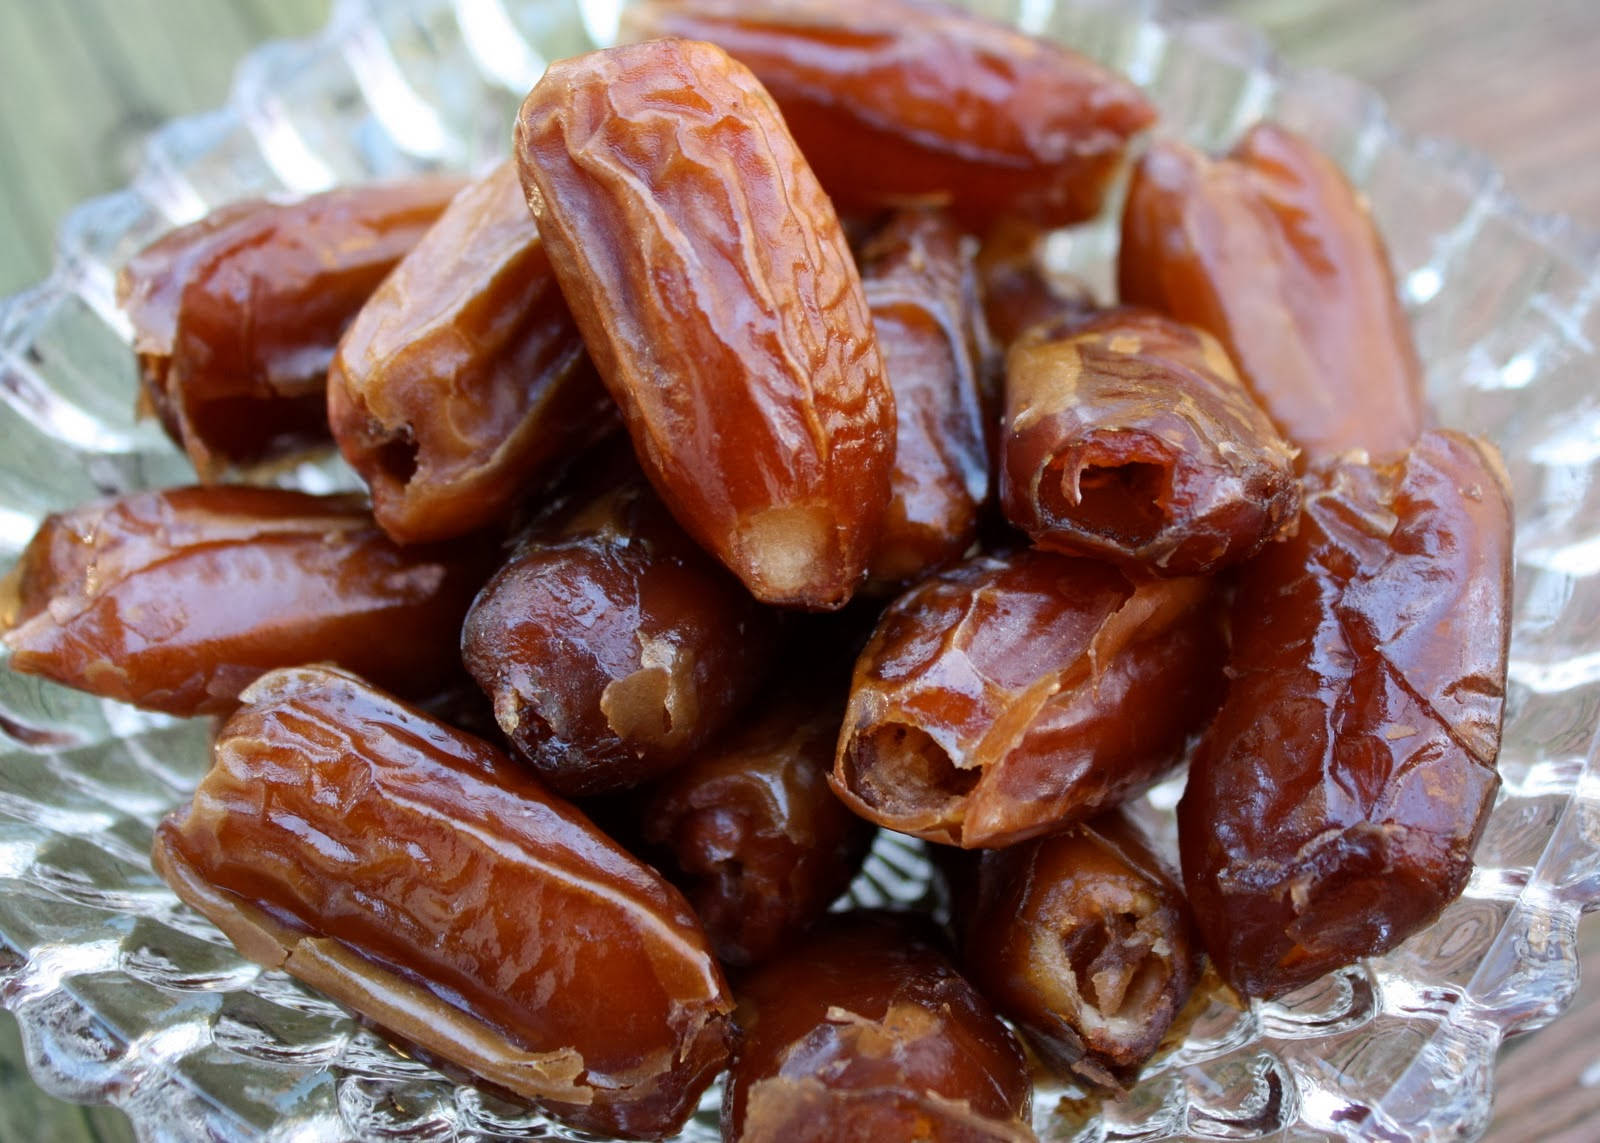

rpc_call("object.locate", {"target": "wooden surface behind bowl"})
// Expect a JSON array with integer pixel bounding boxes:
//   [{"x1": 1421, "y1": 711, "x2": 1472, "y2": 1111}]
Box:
[{"x1": 0, "y1": 0, "x2": 1596, "y2": 1140}]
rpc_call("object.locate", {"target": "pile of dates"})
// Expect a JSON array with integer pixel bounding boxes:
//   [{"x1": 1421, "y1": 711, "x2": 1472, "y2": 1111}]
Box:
[{"x1": 0, "y1": 1, "x2": 1512, "y2": 1139}]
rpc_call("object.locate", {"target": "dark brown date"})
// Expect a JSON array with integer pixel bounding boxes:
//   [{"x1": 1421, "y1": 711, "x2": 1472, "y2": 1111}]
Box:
[
  {"x1": 328, "y1": 161, "x2": 616, "y2": 544},
  {"x1": 0, "y1": 486, "x2": 485, "y2": 716},
  {"x1": 1002, "y1": 308, "x2": 1300, "y2": 576},
  {"x1": 1119, "y1": 124, "x2": 1426, "y2": 466},
  {"x1": 1178, "y1": 429, "x2": 1512, "y2": 998},
  {"x1": 117, "y1": 179, "x2": 463, "y2": 479},
  {"x1": 724, "y1": 911, "x2": 1034, "y2": 1142},
  {"x1": 462, "y1": 466, "x2": 781, "y2": 796},
  {"x1": 636, "y1": 685, "x2": 874, "y2": 967},
  {"x1": 152, "y1": 665, "x2": 733, "y2": 1140},
  {"x1": 947, "y1": 811, "x2": 1201, "y2": 1091},
  {"x1": 832, "y1": 548, "x2": 1224, "y2": 848},
  {"x1": 622, "y1": 0, "x2": 1155, "y2": 228},
  {"x1": 516, "y1": 38, "x2": 894, "y2": 610},
  {"x1": 857, "y1": 211, "x2": 989, "y2": 587}
]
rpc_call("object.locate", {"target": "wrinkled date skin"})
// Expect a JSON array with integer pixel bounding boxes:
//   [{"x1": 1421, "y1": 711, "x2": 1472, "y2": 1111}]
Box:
[
  {"x1": 1178, "y1": 430, "x2": 1513, "y2": 998},
  {"x1": 462, "y1": 468, "x2": 781, "y2": 796},
  {"x1": 516, "y1": 38, "x2": 894, "y2": 610},
  {"x1": 152, "y1": 666, "x2": 733, "y2": 1140},
  {"x1": 832, "y1": 548, "x2": 1224, "y2": 848},
  {"x1": 622, "y1": 0, "x2": 1155, "y2": 228},
  {"x1": 328, "y1": 162, "x2": 617, "y2": 544},
  {"x1": 1119, "y1": 124, "x2": 1426, "y2": 467},
  {"x1": 724, "y1": 911, "x2": 1035, "y2": 1143},
  {"x1": 636, "y1": 685, "x2": 875, "y2": 967},
  {"x1": 946, "y1": 811, "x2": 1202, "y2": 1091},
  {"x1": 117, "y1": 179, "x2": 463, "y2": 478},
  {"x1": 1002, "y1": 308, "x2": 1300, "y2": 576},
  {"x1": 0, "y1": 486, "x2": 486, "y2": 716},
  {"x1": 857, "y1": 211, "x2": 990, "y2": 587}
]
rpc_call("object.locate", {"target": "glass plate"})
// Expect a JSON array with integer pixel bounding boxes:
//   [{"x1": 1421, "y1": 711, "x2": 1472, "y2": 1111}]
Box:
[{"x1": 1, "y1": 1, "x2": 1598, "y2": 1139}]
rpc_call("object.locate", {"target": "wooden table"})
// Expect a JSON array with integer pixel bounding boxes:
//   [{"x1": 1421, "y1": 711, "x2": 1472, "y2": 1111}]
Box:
[{"x1": 0, "y1": 1, "x2": 1596, "y2": 1139}]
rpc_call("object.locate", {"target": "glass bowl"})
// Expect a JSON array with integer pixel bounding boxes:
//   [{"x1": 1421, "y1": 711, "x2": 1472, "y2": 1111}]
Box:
[{"x1": 1, "y1": 1, "x2": 1598, "y2": 1139}]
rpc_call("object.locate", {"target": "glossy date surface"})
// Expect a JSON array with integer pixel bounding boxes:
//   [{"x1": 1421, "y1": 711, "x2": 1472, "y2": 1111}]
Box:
[
  {"x1": 152, "y1": 666, "x2": 733, "y2": 1140},
  {"x1": 329, "y1": 161, "x2": 615, "y2": 544},
  {"x1": 117, "y1": 179, "x2": 462, "y2": 478},
  {"x1": 621, "y1": 0, "x2": 1155, "y2": 228},
  {"x1": 832, "y1": 548, "x2": 1224, "y2": 848},
  {"x1": 1002, "y1": 308, "x2": 1300, "y2": 575},
  {"x1": 1178, "y1": 429, "x2": 1513, "y2": 997},
  {"x1": 516, "y1": 38, "x2": 894, "y2": 610},
  {"x1": 0, "y1": 486, "x2": 485, "y2": 716}
]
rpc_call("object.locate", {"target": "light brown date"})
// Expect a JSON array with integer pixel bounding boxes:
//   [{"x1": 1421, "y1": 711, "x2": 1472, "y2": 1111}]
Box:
[
  {"x1": 117, "y1": 179, "x2": 463, "y2": 478},
  {"x1": 516, "y1": 38, "x2": 894, "y2": 610},
  {"x1": 152, "y1": 665, "x2": 733, "y2": 1140},
  {"x1": 328, "y1": 161, "x2": 616, "y2": 544}
]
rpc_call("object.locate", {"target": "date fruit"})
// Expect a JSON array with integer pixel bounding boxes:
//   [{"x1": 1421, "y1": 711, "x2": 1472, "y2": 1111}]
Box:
[
  {"x1": 516, "y1": 37, "x2": 894, "y2": 609},
  {"x1": 622, "y1": 0, "x2": 1156, "y2": 228},
  {"x1": 724, "y1": 911, "x2": 1035, "y2": 1142},
  {"x1": 152, "y1": 665, "x2": 733, "y2": 1139},
  {"x1": 1119, "y1": 124, "x2": 1426, "y2": 467},
  {"x1": 0, "y1": 486, "x2": 485, "y2": 716},
  {"x1": 462, "y1": 464, "x2": 780, "y2": 796},
  {"x1": 1178, "y1": 430, "x2": 1513, "y2": 997},
  {"x1": 975, "y1": 220, "x2": 1097, "y2": 354},
  {"x1": 947, "y1": 811, "x2": 1201, "y2": 1091},
  {"x1": 118, "y1": 179, "x2": 462, "y2": 478},
  {"x1": 1002, "y1": 308, "x2": 1300, "y2": 576},
  {"x1": 832, "y1": 548, "x2": 1224, "y2": 848},
  {"x1": 328, "y1": 161, "x2": 616, "y2": 544}
]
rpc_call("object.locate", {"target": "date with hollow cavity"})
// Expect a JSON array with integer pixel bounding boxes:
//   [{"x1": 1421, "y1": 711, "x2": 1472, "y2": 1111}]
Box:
[
  {"x1": 0, "y1": 486, "x2": 486, "y2": 716},
  {"x1": 328, "y1": 161, "x2": 616, "y2": 544},
  {"x1": 1002, "y1": 308, "x2": 1300, "y2": 576},
  {"x1": 516, "y1": 37, "x2": 894, "y2": 610},
  {"x1": 1178, "y1": 429, "x2": 1512, "y2": 998},
  {"x1": 117, "y1": 178, "x2": 463, "y2": 479},
  {"x1": 621, "y1": 0, "x2": 1156, "y2": 228},
  {"x1": 152, "y1": 665, "x2": 733, "y2": 1139},
  {"x1": 831, "y1": 548, "x2": 1224, "y2": 848}
]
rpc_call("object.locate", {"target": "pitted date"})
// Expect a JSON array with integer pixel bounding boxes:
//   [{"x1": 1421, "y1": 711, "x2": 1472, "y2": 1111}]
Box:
[
  {"x1": 832, "y1": 548, "x2": 1224, "y2": 848},
  {"x1": 947, "y1": 811, "x2": 1201, "y2": 1091},
  {"x1": 0, "y1": 486, "x2": 485, "y2": 716},
  {"x1": 329, "y1": 161, "x2": 616, "y2": 544},
  {"x1": 636, "y1": 684, "x2": 874, "y2": 967},
  {"x1": 1002, "y1": 308, "x2": 1300, "y2": 575},
  {"x1": 1119, "y1": 124, "x2": 1426, "y2": 466},
  {"x1": 462, "y1": 464, "x2": 780, "y2": 796},
  {"x1": 622, "y1": 0, "x2": 1155, "y2": 228},
  {"x1": 1178, "y1": 430, "x2": 1512, "y2": 998},
  {"x1": 857, "y1": 210, "x2": 989, "y2": 587},
  {"x1": 516, "y1": 38, "x2": 894, "y2": 610},
  {"x1": 151, "y1": 666, "x2": 733, "y2": 1140},
  {"x1": 724, "y1": 911, "x2": 1034, "y2": 1142},
  {"x1": 117, "y1": 179, "x2": 462, "y2": 478}
]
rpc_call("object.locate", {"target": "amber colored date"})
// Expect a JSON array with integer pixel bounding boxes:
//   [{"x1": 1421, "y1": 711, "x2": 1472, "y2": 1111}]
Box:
[
  {"x1": 152, "y1": 666, "x2": 733, "y2": 1140},
  {"x1": 622, "y1": 0, "x2": 1155, "y2": 228},
  {"x1": 635, "y1": 685, "x2": 874, "y2": 967},
  {"x1": 832, "y1": 548, "x2": 1224, "y2": 848},
  {"x1": 724, "y1": 911, "x2": 1035, "y2": 1142},
  {"x1": 975, "y1": 220, "x2": 1097, "y2": 354},
  {"x1": 857, "y1": 211, "x2": 989, "y2": 587},
  {"x1": 1002, "y1": 308, "x2": 1300, "y2": 576},
  {"x1": 947, "y1": 811, "x2": 1201, "y2": 1091},
  {"x1": 328, "y1": 162, "x2": 615, "y2": 544},
  {"x1": 1178, "y1": 430, "x2": 1512, "y2": 998},
  {"x1": 516, "y1": 38, "x2": 894, "y2": 610},
  {"x1": 0, "y1": 486, "x2": 485, "y2": 716},
  {"x1": 1119, "y1": 124, "x2": 1426, "y2": 466},
  {"x1": 462, "y1": 466, "x2": 780, "y2": 796},
  {"x1": 117, "y1": 179, "x2": 462, "y2": 479}
]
